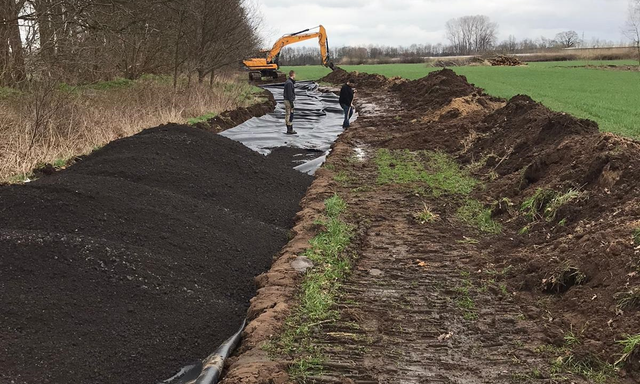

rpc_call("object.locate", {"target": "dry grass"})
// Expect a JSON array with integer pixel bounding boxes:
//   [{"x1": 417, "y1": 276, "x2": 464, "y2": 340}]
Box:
[{"x1": 0, "y1": 74, "x2": 261, "y2": 183}]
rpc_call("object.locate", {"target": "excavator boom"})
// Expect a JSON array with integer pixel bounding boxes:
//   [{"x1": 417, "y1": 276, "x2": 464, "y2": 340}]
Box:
[{"x1": 243, "y1": 25, "x2": 335, "y2": 80}]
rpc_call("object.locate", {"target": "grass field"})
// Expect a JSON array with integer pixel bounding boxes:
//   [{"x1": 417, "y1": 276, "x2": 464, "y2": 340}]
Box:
[{"x1": 282, "y1": 61, "x2": 640, "y2": 139}]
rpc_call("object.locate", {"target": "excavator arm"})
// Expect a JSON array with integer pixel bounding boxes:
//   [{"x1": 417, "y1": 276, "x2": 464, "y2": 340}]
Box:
[{"x1": 243, "y1": 25, "x2": 335, "y2": 80}]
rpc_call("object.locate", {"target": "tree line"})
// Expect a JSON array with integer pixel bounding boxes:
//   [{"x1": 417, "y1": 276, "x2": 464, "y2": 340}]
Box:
[
  {"x1": 0, "y1": 0, "x2": 261, "y2": 87},
  {"x1": 281, "y1": 12, "x2": 636, "y2": 66}
]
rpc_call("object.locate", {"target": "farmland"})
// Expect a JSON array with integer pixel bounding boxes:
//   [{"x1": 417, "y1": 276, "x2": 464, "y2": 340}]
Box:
[{"x1": 283, "y1": 60, "x2": 640, "y2": 138}]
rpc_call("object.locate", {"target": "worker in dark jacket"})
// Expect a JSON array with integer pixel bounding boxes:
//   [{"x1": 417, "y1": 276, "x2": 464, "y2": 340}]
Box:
[
  {"x1": 283, "y1": 71, "x2": 297, "y2": 135},
  {"x1": 339, "y1": 79, "x2": 355, "y2": 128}
]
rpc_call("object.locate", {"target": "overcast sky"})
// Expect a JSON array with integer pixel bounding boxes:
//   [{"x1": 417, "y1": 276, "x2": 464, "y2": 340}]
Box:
[{"x1": 255, "y1": 0, "x2": 630, "y2": 47}]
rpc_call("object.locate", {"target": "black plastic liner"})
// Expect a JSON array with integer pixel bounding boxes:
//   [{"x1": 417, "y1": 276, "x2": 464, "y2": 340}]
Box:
[{"x1": 220, "y1": 81, "x2": 354, "y2": 174}]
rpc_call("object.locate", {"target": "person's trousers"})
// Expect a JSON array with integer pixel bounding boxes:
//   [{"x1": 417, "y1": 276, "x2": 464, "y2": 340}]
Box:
[
  {"x1": 284, "y1": 100, "x2": 294, "y2": 126},
  {"x1": 341, "y1": 103, "x2": 354, "y2": 127}
]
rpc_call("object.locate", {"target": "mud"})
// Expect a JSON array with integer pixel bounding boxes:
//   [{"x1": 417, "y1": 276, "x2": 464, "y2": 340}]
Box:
[
  {"x1": 224, "y1": 68, "x2": 640, "y2": 383},
  {"x1": 0, "y1": 124, "x2": 312, "y2": 384}
]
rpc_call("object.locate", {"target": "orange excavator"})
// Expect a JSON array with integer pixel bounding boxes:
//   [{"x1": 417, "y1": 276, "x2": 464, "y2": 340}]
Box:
[{"x1": 243, "y1": 25, "x2": 335, "y2": 81}]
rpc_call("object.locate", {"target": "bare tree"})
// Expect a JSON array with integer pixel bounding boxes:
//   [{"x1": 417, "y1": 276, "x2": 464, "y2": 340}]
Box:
[
  {"x1": 446, "y1": 15, "x2": 498, "y2": 55},
  {"x1": 555, "y1": 31, "x2": 581, "y2": 48},
  {"x1": 1, "y1": 0, "x2": 27, "y2": 86},
  {"x1": 624, "y1": 0, "x2": 640, "y2": 64},
  {"x1": 1, "y1": 0, "x2": 260, "y2": 86}
]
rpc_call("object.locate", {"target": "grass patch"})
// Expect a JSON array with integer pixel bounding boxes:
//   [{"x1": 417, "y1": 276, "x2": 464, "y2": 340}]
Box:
[
  {"x1": 634, "y1": 228, "x2": 640, "y2": 246},
  {"x1": 521, "y1": 188, "x2": 582, "y2": 221},
  {"x1": 615, "y1": 286, "x2": 640, "y2": 310},
  {"x1": 542, "y1": 265, "x2": 587, "y2": 293},
  {"x1": 333, "y1": 170, "x2": 349, "y2": 184},
  {"x1": 0, "y1": 86, "x2": 21, "y2": 99},
  {"x1": 267, "y1": 194, "x2": 354, "y2": 379},
  {"x1": 187, "y1": 112, "x2": 217, "y2": 126},
  {"x1": 457, "y1": 199, "x2": 502, "y2": 234},
  {"x1": 616, "y1": 334, "x2": 640, "y2": 366},
  {"x1": 375, "y1": 149, "x2": 477, "y2": 196},
  {"x1": 552, "y1": 354, "x2": 617, "y2": 384},
  {"x1": 414, "y1": 203, "x2": 437, "y2": 224}
]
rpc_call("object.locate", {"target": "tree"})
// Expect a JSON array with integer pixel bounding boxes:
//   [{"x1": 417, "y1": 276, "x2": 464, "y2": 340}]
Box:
[
  {"x1": 624, "y1": 0, "x2": 640, "y2": 64},
  {"x1": 555, "y1": 30, "x2": 580, "y2": 48},
  {"x1": 1, "y1": 0, "x2": 27, "y2": 86},
  {"x1": 1, "y1": 0, "x2": 260, "y2": 86},
  {"x1": 445, "y1": 15, "x2": 498, "y2": 55}
]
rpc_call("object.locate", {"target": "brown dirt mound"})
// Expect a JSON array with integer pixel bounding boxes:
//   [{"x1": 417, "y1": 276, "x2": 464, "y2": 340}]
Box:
[
  {"x1": 0, "y1": 124, "x2": 312, "y2": 384},
  {"x1": 489, "y1": 55, "x2": 525, "y2": 66},
  {"x1": 458, "y1": 95, "x2": 640, "y2": 375},
  {"x1": 197, "y1": 92, "x2": 276, "y2": 132},
  {"x1": 319, "y1": 67, "x2": 401, "y2": 88},
  {"x1": 392, "y1": 68, "x2": 496, "y2": 111}
]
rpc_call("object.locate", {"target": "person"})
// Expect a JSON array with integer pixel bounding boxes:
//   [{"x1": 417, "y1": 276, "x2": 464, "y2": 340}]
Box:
[
  {"x1": 283, "y1": 70, "x2": 297, "y2": 135},
  {"x1": 339, "y1": 79, "x2": 355, "y2": 128}
]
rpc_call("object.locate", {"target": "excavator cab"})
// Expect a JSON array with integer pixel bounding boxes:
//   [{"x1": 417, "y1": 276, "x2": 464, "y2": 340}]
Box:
[{"x1": 243, "y1": 25, "x2": 335, "y2": 81}]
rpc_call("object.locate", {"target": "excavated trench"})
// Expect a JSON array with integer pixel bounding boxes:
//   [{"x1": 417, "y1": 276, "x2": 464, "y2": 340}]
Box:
[{"x1": 0, "y1": 81, "x2": 347, "y2": 384}]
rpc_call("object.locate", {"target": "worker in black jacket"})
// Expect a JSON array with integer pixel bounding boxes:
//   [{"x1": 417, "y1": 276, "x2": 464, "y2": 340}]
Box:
[
  {"x1": 339, "y1": 79, "x2": 355, "y2": 128},
  {"x1": 283, "y1": 71, "x2": 297, "y2": 135}
]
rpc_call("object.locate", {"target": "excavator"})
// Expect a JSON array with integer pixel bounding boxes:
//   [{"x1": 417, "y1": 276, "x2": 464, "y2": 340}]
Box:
[{"x1": 243, "y1": 25, "x2": 335, "y2": 81}]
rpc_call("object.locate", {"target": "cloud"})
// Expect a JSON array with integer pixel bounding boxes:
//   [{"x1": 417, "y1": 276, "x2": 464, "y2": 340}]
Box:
[{"x1": 256, "y1": 0, "x2": 630, "y2": 47}]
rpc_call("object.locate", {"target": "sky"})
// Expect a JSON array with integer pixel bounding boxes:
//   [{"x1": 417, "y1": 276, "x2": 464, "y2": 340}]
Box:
[{"x1": 255, "y1": 0, "x2": 631, "y2": 48}]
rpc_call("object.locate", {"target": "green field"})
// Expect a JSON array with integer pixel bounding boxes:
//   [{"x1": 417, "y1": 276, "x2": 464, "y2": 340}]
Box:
[{"x1": 282, "y1": 61, "x2": 640, "y2": 139}]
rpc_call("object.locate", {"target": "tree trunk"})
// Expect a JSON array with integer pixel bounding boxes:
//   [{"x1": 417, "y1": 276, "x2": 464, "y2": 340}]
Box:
[
  {"x1": 0, "y1": 7, "x2": 10, "y2": 86},
  {"x1": 34, "y1": 0, "x2": 55, "y2": 64},
  {"x1": 1, "y1": 0, "x2": 26, "y2": 85}
]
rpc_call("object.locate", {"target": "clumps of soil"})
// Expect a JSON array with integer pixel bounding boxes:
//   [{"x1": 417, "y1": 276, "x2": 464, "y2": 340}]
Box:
[
  {"x1": 489, "y1": 55, "x2": 525, "y2": 66},
  {"x1": 459, "y1": 94, "x2": 640, "y2": 371},
  {"x1": 320, "y1": 67, "x2": 403, "y2": 88},
  {"x1": 196, "y1": 91, "x2": 276, "y2": 132},
  {"x1": 0, "y1": 124, "x2": 312, "y2": 384},
  {"x1": 392, "y1": 69, "x2": 497, "y2": 111}
]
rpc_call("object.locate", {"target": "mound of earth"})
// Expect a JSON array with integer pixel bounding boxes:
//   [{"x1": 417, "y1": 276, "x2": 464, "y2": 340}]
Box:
[
  {"x1": 489, "y1": 55, "x2": 525, "y2": 66},
  {"x1": 463, "y1": 95, "x2": 640, "y2": 367},
  {"x1": 320, "y1": 67, "x2": 401, "y2": 88},
  {"x1": 392, "y1": 68, "x2": 498, "y2": 111},
  {"x1": 196, "y1": 92, "x2": 276, "y2": 132},
  {"x1": 0, "y1": 124, "x2": 312, "y2": 384}
]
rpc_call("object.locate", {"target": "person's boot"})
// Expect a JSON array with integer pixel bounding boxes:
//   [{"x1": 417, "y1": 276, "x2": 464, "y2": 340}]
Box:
[{"x1": 286, "y1": 125, "x2": 297, "y2": 135}]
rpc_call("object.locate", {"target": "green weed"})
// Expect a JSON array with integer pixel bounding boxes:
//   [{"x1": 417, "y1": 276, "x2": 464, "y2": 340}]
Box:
[
  {"x1": 268, "y1": 195, "x2": 354, "y2": 378},
  {"x1": 634, "y1": 228, "x2": 640, "y2": 246},
  {"x1": 615, "y1": 286, "x2": 640, "y2": 310},
  {"x1": 333, "y1": 171, "x2": 349, "y2": 184},
  {"x1": 552, "y1": 355, "x2": 616, "y2": 383},
  {"x1": 520, "y1": 188, "x2": 581, "y2": 221},
  {"x1": 414, "y1": 203, "x2": 437, "y2": 224},
  {"x1": 457, "y1": 199, "x2": 502, "y2": 234},
  {"x1": 616, "y1": 334, "x2": 640, "y2": 366}
]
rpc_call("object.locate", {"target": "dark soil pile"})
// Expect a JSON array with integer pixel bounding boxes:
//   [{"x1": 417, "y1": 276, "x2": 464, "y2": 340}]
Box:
[
  {"x1": 392, "y1": 69, "x2": 494, "y2": 111},
  {"x1": 195, "y1": 92, "x2": 276, "y2": 132},
  {"x1": 0, "y1": 124, "x2": 312, "y2": 384},
  {"x1": 320, "y1": 67, "x2": 400, "y2": 88},
  {"x1": 489, "y1": 55, "x2": 525, "y2": 66}
]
